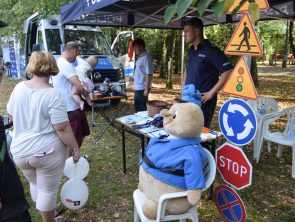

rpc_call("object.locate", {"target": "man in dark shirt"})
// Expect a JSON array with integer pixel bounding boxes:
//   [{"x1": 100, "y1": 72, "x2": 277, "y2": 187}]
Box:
[{"x1": 182, "y1": 18, "x2": 233, "y2": 128}]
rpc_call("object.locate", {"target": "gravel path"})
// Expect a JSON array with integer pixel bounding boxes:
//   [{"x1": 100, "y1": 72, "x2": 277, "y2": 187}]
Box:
[{"x1": 258, "y1": 64, "x2": 295, "y2": 75}]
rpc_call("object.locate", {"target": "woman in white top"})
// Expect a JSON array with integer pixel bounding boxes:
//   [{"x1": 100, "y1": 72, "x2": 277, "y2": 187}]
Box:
[{"x1": 7, "y1": 51, "x2": 80, "y2": 222}]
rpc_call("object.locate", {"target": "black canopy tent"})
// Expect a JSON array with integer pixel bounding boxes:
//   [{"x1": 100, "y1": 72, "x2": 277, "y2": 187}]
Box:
[
  {"x1": 60, "y1": 0, "x2": 295, "y2": 28},
  {"x1": 60, "y1": 0, "x2": 295, "y2": 85}
]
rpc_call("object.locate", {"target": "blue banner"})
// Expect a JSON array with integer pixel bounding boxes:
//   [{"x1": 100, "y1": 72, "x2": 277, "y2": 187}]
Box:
[{"x1": 9, "y1": 47, "x2": 18, "y2": 78}]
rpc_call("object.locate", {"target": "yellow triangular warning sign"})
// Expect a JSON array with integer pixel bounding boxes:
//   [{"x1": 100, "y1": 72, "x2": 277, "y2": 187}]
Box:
[
  {"x1": 224, "y1": 14, "x2": 263, "y2": 57},
  {"x1": 228, "y1": 0, "x2": 269, "y2": 13},
  {"x1": 221, "y1": 57, "x2": 257, "y2": 100}
]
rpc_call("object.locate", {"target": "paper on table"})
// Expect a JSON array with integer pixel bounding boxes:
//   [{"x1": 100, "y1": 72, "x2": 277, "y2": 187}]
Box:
[
  {"x1": 135, "y1": 111, "x2": 149, "y2": 118},
  {"x1": 147, "y1": 129, "x2": 168, "y2": 138},
  {"x1": 138, "y1": 126, "x2": 161, "y2": 134},
  {"x1": 118, "y1": 115, "x2": 145, "y2": 124},
  {"x1": 200, "y1": 130, "x2": 222, "y2": 141},
  {"x1": 135, "y1": 118, "x2": 153, "y2": 125}
]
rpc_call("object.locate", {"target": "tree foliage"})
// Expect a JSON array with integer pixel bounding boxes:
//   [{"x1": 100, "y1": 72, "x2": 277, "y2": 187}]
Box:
[
  {"x1": 164, "y1": 0, "x2": 260, "y2": 24},
  {"x1": 0, "y1": 0, "x2": 71, "y2": 39},
  {"x1": 257, "y1": 20, "x2": 286, "y2": 56}
]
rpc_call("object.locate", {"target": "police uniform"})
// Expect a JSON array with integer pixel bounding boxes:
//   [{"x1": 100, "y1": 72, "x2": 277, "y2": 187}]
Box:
[
  {"x1": 141, "y1": 137, "x2": 207, "y2": 190},
  {"x1": 134, "y1": 51, "x2": 153, "y2": 112},
  {"x1": 186, "y1": 39, "x2": 233, "y2": 127}
]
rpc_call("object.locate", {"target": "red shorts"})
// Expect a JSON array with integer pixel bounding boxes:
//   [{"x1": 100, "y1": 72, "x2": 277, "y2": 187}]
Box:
[{"x1": 67, "y1": 109, "x2": 90, "y2": 147}]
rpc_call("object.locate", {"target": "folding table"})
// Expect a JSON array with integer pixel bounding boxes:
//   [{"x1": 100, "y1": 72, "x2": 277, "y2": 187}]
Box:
[
  {"x1": 115, "y1": 113, "x2": 223, "y2": 199},
  {"x1": 90, "y1": 95, "x2": 126, "y2": 143}
]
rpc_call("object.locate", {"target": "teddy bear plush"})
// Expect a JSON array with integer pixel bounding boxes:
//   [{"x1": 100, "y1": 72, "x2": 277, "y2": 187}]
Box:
[{"x1": 138, "y1": 84, "x2": 208, "y2": 219}]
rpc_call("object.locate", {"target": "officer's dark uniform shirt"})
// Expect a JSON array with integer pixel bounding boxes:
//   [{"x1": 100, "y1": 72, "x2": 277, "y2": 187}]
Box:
[{"x1": 185, "y1": 39, "x2": 233, "y2": 93}]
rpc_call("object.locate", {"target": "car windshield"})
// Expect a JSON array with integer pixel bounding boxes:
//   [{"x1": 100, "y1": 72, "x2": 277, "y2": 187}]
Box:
[
  {"x1": 64, "y1": 29, "x2": 112, "y2": 56},
  {"x1": 45, "y1": 29, "x2": 62, "y2": 55}
]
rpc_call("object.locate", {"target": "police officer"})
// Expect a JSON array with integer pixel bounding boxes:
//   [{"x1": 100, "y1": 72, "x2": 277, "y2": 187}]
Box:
[{"x1": 182, "y1": 18, "x2": 233, "y2": 128}]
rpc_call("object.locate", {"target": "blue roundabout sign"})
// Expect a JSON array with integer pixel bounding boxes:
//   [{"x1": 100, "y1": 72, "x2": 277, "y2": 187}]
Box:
[{"x1": 219, "y1": 98, "x2": 257, "y2": 146}]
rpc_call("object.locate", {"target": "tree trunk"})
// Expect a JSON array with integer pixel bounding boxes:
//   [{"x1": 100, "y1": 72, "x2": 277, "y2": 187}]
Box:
[
  {"x1": 167, "y1": 59, "x2": 173, "y2": 89},
  {"x1": 282, "y1": 21, "x2": 289, "y2": 68},
  {"x1": 160, "y1": 32, "x2": 167, "y2": 79},
  {"x1": 111, "y1": 28, "x2": 117, "y2": 43},
  {"x1": 251, "y1": 57, "x2": 259, "y2": 88},
  {"x1": 289, "y1": 21, "x2": 295, "y2": 55},
  {"x1": 174, "y1": 34, "x2": 180, "y2": 74},
  {"x1": 166, "y1": 31, "x2": 176, "y2": 89}
]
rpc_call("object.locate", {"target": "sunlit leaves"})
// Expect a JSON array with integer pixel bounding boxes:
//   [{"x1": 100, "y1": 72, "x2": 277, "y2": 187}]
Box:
[
  {"x1": 249, "y1": 2, "x2": 260, "y2": 23},
  {"x1": 231, "y1": 0, "x2": 247, "y2": 15},
  {"x1": 191, "y1": 0, "x2": 198, "y2": 6},
  {"x1": 212, "y1": 0, "x2": 234, "y2": 19},
  {"x1": 197, "y1": 0, "x2": 212, "y2": 16},
  {"x1": 164, "y1": 4, "x2": 177, "y2": 24},
  {"x1": 164, "y1": 0, "x2": 194, "y2": 23},
  {"x1": 176, "y1": 0, "x2": 193, "y2": 18}
]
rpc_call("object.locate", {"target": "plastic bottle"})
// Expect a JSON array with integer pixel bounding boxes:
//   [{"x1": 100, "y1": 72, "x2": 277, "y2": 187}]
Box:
[{"x1": 259, "y1": 103, "x2": 266, "y2": 114}]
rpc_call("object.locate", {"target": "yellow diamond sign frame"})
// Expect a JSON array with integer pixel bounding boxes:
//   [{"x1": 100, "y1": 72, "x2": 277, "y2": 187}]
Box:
[
  {"x1": 228, "y1": 0, "x2": 269, "y2": 13},
  {"x1": 225, "y1": 13, "x2": 263, "y2": 57},
  {"x1": 221, "y1": 57, "x2": 257, "y2": 100}
]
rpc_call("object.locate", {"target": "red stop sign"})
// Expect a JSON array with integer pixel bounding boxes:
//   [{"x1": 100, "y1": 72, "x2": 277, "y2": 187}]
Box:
[{"x1": 216, "y1": 143, "x2": 252, "y2": 190}]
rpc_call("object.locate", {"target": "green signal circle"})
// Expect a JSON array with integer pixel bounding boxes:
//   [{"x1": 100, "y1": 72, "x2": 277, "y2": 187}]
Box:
[{"x1": 236, "y1": 84, "x2": 243, "y2": 92}]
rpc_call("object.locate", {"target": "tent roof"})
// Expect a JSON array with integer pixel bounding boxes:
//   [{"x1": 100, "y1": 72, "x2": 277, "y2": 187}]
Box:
[{"x1": 61, "y1": 0, "x2": 295, "y2": 28}]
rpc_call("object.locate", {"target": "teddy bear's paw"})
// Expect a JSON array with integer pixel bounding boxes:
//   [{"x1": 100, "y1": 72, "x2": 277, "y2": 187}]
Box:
[
  {"x1": 142, "y1": 199, "x2": 158, "y2": 219},
  {"x1": 187, "y1": 189, "x2": 202, "y2": 205}
]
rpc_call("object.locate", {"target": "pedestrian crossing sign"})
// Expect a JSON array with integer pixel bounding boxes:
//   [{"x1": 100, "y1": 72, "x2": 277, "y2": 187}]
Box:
[
  {"x1": 228, "y1": 0, "x2": 269, "y2": 13},
  {"x1": 224, "y1": 13, "x2": 263, "y2": 56},
  {"x1": 221, "y1": 57, "x2": 257, "y2": 100}
]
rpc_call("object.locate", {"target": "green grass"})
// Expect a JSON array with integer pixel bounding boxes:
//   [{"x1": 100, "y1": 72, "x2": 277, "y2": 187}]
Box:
[{"x1": 1, "y1": 65, "x2": 294, "y2": 221}]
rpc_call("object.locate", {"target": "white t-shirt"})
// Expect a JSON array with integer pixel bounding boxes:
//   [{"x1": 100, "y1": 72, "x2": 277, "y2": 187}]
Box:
[
  {"x1": 7, "y1": 81, "x2": 68, "y2": 158},
  {"x1": 134, "y1": 51, "x2": 154, "y2": 90},
  {"x1": 52, "y1": 57, "x2": 79, "y2": 111}
]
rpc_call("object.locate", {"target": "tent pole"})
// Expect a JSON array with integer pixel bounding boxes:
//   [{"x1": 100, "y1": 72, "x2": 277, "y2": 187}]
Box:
[{"x1": 181, "y1": 30, "x2": 185, "y2": 89}]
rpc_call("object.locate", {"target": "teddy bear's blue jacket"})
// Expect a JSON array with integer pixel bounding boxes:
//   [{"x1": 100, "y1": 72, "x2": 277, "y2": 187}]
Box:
[{"x1": 141, "y1": 137, "x2": 207, "y2": 190}]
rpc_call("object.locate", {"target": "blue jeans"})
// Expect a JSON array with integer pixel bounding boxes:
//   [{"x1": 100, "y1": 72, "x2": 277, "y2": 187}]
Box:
[{"x1": 134, "y1": 90, "x2": 148, "y2": 113}]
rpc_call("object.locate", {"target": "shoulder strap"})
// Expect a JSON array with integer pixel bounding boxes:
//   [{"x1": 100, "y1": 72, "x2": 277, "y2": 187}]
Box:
[{"x1": 143, "y1": 154, "x2": 185, "y2": 177}]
